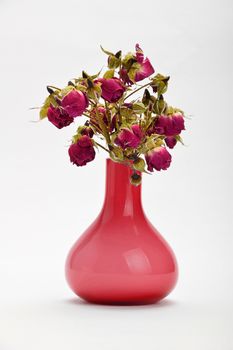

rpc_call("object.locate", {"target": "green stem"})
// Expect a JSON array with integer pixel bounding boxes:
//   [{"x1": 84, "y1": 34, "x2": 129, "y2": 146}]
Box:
[
  {"x1": 104, "y1": 101, "x2": 111, "y2": 127},
  {"x1": 94, "y1": 94, "x2": 111, "y2": 145},
  {"x1": 95, "y1": 141, "x2": 110, "y2": 153},
  {"x1": 90, "y1": 122, "x2": 102, "y2": 134},
  {"x1": 89, "y1": 99, "x2": 95, "y2": 106},
  {"x1": 124, "y1": 82, "x2": 151, "y2": 101}
]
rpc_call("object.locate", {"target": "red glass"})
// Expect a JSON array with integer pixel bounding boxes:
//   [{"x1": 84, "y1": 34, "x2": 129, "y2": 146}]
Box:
[{"x1": 65, "y1": 159, "x2": 178, "y2": 304}]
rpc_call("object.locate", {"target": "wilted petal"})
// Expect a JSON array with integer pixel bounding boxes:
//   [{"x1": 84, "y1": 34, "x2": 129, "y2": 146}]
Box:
[{"x1": 135, "y1": 57, "x2": 155, "y2": 82}]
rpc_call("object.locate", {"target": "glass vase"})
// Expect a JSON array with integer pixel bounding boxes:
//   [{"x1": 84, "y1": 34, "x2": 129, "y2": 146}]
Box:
[{"x1": 65, "y1": 158, "x2": 178, "y2": 304}]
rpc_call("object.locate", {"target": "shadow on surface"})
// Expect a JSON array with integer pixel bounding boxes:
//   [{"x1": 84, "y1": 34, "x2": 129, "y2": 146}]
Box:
[{"x1": 63, "y1": 297, "x2": 178, "y2": 310}]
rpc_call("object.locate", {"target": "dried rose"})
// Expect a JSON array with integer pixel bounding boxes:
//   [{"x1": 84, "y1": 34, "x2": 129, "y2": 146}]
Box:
[
  {"x1": 68, "y1": 135, "x2": 95, "y2": 166},
  {"x1": 135, "y1": 44, "x2": 155, "y2": 82},
  {"x1": 114, "y1": 124, "x2": 143, "y2": 149},
  {"x1": 97, "y1": 78, "x2": 125, "y2": 102},
  {"x1": 154, "y1": 114, "x2": 185, "y2": 136},
  {"x1": 47, "y1": 105, "x2": 73, "y2": 129},
  {"x1": 120, "y1": 44, "x2": 154, "y2": 84},
  {"x1": 165, "y1": 136, "x2": 177, "y2": 149},
  {"x1": 145, "y1": 147, "x2": 172, "y2": 171},
  {"x1": 61, "y1": 90, "x2": 89, "y2": 117}
]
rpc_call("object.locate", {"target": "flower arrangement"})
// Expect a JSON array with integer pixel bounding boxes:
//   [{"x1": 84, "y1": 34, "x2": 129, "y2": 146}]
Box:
[{"x1": 39, "y1": 44, "x2": 185, "y2": 185}]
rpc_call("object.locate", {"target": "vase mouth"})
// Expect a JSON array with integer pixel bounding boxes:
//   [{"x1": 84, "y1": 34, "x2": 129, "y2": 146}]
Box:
[
  {"x1": 106, "y1": 158, "x2": 142, "y2": 178},
  {"x1": 106, "y1": 157, "x2": 131, "y2": 173},
  {"x1": 106, "y1": 157, "x2": 134, "y2": 167}
]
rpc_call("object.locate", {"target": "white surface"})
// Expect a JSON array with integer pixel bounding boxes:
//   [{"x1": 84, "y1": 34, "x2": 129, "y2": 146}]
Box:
[{"x1": 0, "y1": 0, "x2": 233, "y2": 349}]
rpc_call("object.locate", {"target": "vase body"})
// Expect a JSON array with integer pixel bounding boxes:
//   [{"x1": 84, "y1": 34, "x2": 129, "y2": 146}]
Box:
[{"x1": 65, "y1": 159, "x2": 178, "y2": 304}]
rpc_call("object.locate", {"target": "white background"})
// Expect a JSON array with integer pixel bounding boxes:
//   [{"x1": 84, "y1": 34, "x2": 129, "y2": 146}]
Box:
[{"x1": 0, "y1": 0, "x2": 233, "y2": 349}]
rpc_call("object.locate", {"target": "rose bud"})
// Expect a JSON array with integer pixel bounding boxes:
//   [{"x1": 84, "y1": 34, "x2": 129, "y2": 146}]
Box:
[
  {"x1": 108, "y1": 54, "x2": 121, "y2": 69},
  {"x1": 47, "y1": 105, "x2": 73, "y2": 129},
  {"x1": 130, "y1": 172, "x2": 142, "y2": 186},
  {"x1": 135, "y1": 44, "x2": 155, "y2": 82},
  {"x1": 80, "y1": 126, "x2": 94, "y2": 138},
  {"x1": 146, "y1": 125, "x2": 155, "y2": 136},
  {"x1": 97, "y1": 78, "x2": 126, "y2": 102},
  {"x1": 114, "y1": 124, "x2": 143, "y2": 149},
  {"x1": 154, "y1": 113, "x2": 185, "y2": 136},
  {"x1": 61, "y1": 89, "x2": 89, "y2": 117},
  {"x1": 165, "y1": 136, "x2": 177, "y2": 149},
  {"x1": 145, "y1": 147, "x2": 172, "y2": 172},
  {"x1": 110, "y1": 114, "x2": 117, "y2": 132},
  {"x1": 123, "y1": 102, "x2": 133, "y2": 108},
  {"x1": 68, "y1": 135, "x2": 95, "y2": 167},
  {"x1": 119, "y1": 68, "x2": 132, "y2": 85}
]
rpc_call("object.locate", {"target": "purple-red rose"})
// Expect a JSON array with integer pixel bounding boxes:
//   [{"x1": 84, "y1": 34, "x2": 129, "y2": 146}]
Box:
[
  {"x1": 145, "y1": 147, "x2": 172, "y2": 172},
  {"x1": 97, "y1": 78, "x2": 126, "y2": 103},
  {"x1": 165, "y1": 136, "x2": 177, "y2": 149},
  {"x1": 154, "y1": 113, "x2": 185, "y2": 136},
  {"x1": 135, "y1": 44, "x2": 155, "y2": 82},
  {"x1": 119, "y1": 44, "x2": 154, "y2": 84},
  {"x1": 47, "y1": 105, "x2": 73, "y2": 129},
  {"x1": 68, "y1": 135, "x2": 95, "y2": 167},
  {"x1": 61, "y1": 89, "x2": 89, "y2": 117},
  {"x1": 114, "y1": 124, "x2": 144, "y2": 149}
]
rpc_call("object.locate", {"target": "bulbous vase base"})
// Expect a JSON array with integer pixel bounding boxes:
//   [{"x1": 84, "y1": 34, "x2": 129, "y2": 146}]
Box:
[{"x1": 65, "y1": 159, "x2": 178, "y2": 305}]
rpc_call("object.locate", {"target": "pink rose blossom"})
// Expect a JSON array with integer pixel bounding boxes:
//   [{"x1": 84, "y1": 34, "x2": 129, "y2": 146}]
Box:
[
  {"x1": 68, "y1": 135, "x2": 95, "y2": 166},
  {"x1": 61, "y1": 90, "x2": 89, "y2": 117},
  {"x1": 114, "y1": 124, "x2": 143, "y2": 149},
  {"x1": 97, "y1": 78, "x2": 125, "y2": 103},
  {"x1": 119, "y1": 44, "x2": 154, "y2": 84},
  {"x1": 154, "y1": 114, "x2": 185, "y2": 136},
  {"x1": 165, "y1": 136, "x2": 177, "y2": 149},
  {"x1": 47, "y1": 105, "x2": 73, "y2": 129},
  {"x1": 145, "y1": 147, "x2": 172, "y2": 172},
  {"x1": 135, "y1": 44, "x2": 155, "y2": 82}
]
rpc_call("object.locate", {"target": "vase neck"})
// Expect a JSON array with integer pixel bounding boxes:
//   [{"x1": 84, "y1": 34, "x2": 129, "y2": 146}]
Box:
[{"x1": 100, "y1": 159, "x2": 144, "y2": 220}]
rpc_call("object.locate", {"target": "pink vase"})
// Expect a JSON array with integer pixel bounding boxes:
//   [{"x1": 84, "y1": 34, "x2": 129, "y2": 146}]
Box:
[{"x1": 65, "y1": 159, "x2": 178, "y2": 304}]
